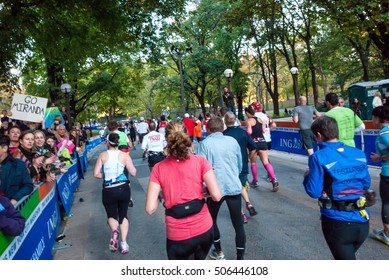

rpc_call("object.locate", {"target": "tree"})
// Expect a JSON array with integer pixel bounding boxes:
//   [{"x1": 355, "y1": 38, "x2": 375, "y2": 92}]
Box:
[
  {"x1": 0, "y1": 0, "x2": 187, "y2": 121},
  {"x1": 315, "y1": 0, "x2": 389, "y2": 78}
]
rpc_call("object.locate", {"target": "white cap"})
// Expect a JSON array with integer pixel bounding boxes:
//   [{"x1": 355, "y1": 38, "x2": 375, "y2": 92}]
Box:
[
  {"x1": 184, "y1": 113, "x2": 189, "y2": 118},
  {"x1": 140, "y1": 117, "x2": 144, "y2": 121}
]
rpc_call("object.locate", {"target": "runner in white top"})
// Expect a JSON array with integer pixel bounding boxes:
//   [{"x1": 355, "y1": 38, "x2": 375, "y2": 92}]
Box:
[
  {"x1": 141, "y1": 121, "x2": 167, "y2": 171},
  {"x1": 252, "y1": 102, "x2": 276, "y2": 149}
]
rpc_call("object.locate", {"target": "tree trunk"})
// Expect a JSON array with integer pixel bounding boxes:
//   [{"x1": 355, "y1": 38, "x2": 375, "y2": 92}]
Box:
[
  {"x1": 367, "y1": 21, "x2": 389, "y2": 78},
  {"x1": 318, "y1": 64, "x2": 328, "y2": 95},
  {"x1": 348, "y1": 38, "x2": 370, "y2": 81},
  {"x1": 306, "y1": 40, "x2": 319, "y2": 107},
  {"x1": 46, "y1": 61, "x2": 63, "y2": 106}
]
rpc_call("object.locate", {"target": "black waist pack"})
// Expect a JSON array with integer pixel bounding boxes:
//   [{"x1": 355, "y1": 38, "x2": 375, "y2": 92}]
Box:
[{"x1": 165, "y1": 199, "x2": 205, "y2": 219}]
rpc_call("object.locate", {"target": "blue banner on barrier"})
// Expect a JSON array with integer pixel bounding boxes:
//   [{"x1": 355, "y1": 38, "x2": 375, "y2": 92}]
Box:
[
  {"x1": 86, "y1": 137, "x2": 102, "y2": 152},
  {"x1": 271, "y1": 128, "x2": 318, "y2": 156},
  {"x1": 56, "y1": 161, "x2": 80, "y2": 216},
  {"x1": 271, "y1": 128, "x2": 380, "y2": 167},
  {"x1": 78, "y1": 153, "x2": 85, "y2": 178},
  {"x1": 1, "y1": 186, "x2": 60, "y2": 260}
]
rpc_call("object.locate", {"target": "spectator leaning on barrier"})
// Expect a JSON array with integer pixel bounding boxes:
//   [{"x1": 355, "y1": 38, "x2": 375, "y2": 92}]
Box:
[
  {"x1": 0, "y1": 196, "x2": 25, "y2": 236},
  {"x1": 0, "y1": 135, "x2": 34, "y2": 205}
]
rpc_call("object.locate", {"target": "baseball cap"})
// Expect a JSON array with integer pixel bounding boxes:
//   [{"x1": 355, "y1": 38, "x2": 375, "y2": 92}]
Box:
[
  {"x1": 140, "y1": 117, "x2": 144, "y2": 121},
  {"x1": 184, "y1": 113, "x2": 189, "y2": 118},
  {"x1": 252, "y1": 101, "x2": 262, "y2": 112}
]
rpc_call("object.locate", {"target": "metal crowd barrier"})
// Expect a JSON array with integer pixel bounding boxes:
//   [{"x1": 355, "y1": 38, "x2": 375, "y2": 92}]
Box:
[{"x1": 0, "y1": 137, "x2": 103, "y2": 260}]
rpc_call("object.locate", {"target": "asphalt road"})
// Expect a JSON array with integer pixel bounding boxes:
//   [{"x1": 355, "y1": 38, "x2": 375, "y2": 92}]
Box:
[{"x1": 53, "y1": 141, "x2": 389, "y2": 260}]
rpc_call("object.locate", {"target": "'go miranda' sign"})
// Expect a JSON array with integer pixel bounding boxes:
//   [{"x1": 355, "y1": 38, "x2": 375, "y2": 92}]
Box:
[{"x1": 11, "y1": 93, "x2": 48, "y2": 123}]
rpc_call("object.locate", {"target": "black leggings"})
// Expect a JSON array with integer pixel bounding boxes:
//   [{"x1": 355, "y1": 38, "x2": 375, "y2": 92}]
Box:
[
  {"x1": 166, "y1": 227, "x2": 213, "y2": 260},
  {"x1": 207, "y1": 194, "x2": 246, "y2": 250},
  {"x1": 379, "y1": 174, "x2": 389, "y2": 225},
  {"x1": 102, "y1": 183, "x2": 131, "y2": 224},
  {"x1": 321, "y1": 216, "x2": 369, "y2": 260}
]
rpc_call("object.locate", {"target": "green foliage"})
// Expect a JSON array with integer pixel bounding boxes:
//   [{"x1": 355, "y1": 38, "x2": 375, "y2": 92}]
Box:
[{"x1": 1, "y1": 0, "x2": 388, "y2": 121}]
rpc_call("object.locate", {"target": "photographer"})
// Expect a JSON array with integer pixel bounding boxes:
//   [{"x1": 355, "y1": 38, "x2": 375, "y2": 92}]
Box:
[
  {"x1": 351, "y1": 98, "x2": 366, "y2": 118},
  {"x1": 222, "y1": 87, "x2": 236, "y2": 116}
]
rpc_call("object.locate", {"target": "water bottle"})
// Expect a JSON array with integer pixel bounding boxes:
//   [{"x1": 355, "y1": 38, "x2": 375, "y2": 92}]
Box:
[{"x1": 318, "y1": 191, "x2": 332, "y2": 209}]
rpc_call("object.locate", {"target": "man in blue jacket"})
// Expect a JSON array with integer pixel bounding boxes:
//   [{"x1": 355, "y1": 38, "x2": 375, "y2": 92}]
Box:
[
  {"x1": 0, "y1": 135, "x2": 34, "y2": 205},
  {"x1": 0, "y1": 196, "x2": 25, "y2": 236},
  {"x1": 223, "y1": 111, "x2": 258, "y2": 223},
  {"x1": 303, "y1": 116, "x2": 371, "y2": 260},
  {"x1": 197, "y1": 117, "x2": 245, "y2": 260}
]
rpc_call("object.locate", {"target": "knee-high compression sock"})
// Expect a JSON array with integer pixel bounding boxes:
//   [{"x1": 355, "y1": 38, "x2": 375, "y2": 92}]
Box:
[
  {"x1": 262, "y1": 160, "x2": 271, "y2": 177},
  {"x1": 264, "y1": 163, "x2": 275, "y2": 181},
  {"x1": 251, "y1": 163, "x2": 258, "y2": 183}
]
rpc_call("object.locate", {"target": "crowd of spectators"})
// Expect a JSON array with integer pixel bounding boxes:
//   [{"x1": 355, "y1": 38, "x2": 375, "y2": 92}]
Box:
[{"x1": 0, "y1": 110, "x2": 89, "y2": 237}]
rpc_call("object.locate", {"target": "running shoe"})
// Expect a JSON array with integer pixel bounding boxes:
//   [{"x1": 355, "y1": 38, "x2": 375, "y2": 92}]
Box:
[
  {"x1": 250, "y1": 181, "x2": 260, "y2": 188},
  {"x1": 246, "y1": 202, "x2": 258, "y2": 216},
  {"x1": 109, "y1": 229, "x2": 119, "y2": 252},
  {"x1": 209, "y1": 248, "x2": 226, "y2": 260},
  {"x1": 272, "y1": 180, "x2": 279, "y2": 192},
  {"x1": 120, "y1": 241, "x2": 129, "y2": 254},
  {"x1": 242, "y1": 213, "x2": 248, "y2": 224},
  {"x1": 262, "y1": 175, "x2": 271, "y2": 182},
  {"x1": 373, "y1": 228, "x2": 389, "y2": 246}
]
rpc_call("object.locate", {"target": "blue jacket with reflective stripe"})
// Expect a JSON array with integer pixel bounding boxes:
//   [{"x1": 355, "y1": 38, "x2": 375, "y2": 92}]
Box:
[{"x1": 303, "y1": 142, "x2": 370, "y2": 223}]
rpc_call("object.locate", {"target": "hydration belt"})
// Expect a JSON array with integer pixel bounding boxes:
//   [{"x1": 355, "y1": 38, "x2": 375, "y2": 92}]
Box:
[
  {"x1": 148, "y1": 151, "x2": 164, "y2": 156},
  {"x1": 320, "y1": 198, "x2": 365, "y2": 212},
  {"x1": 103, "y1": 179, "x2": 129, "y2": 187},
  {"x1": 252, "y1": 137, "x2": 266, "y2": 143}
]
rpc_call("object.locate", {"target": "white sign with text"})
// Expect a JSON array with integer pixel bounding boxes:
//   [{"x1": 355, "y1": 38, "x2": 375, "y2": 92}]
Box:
[{"x1": 11, "y1": 93, "x2": 48, "y2": 123}]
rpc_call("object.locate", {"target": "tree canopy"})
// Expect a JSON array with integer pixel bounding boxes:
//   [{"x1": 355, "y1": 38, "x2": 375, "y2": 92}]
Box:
[{"x1": 1, "y1": 0, "x2": 388, "y2": 122}]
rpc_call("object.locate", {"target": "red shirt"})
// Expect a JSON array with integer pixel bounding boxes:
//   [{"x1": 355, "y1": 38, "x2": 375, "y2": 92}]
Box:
[
  {"x1": 203, "y1": 117, "x2": 211, "y2": 133},
  {"x1": 158, "y1": 121, "x2": 167, "y2": 129},
  {"x1": 149, "y1": 154, "x2": 213, "y2": 241},
  {"x1": 182, "y1": 117, "x2": 196, "y2": 137}
]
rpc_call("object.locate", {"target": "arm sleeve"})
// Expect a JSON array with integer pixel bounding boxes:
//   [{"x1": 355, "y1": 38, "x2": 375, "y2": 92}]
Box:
[{"x1": 303, "y1": 154, "x2": 324, "y2": 199}]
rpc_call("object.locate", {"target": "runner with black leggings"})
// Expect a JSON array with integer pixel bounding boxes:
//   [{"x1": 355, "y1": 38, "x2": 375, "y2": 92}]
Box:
[
  {"x1": 198, "y1": 117, "x2": 246, "y2": 260},
  {"x1": 93, "y1": 133, "x2": 137, "y2": 254}
]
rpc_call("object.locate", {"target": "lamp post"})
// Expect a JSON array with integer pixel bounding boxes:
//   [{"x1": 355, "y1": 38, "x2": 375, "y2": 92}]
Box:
[
  {"x1": 290, "y1": 67, "x2": 299, "y2": 106},
  {"x1": 222, "y1": 68, "x2": 234, "y2": 108},
  {"x1": 224, "y1": 68, "x2": 233, "y2": 92},
  {"x1": 87, "y1": 104, "x2": 92, "y2": 137},
  {"x1": 60, "y1": 83, "x2": 72, "y2": 128}
]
